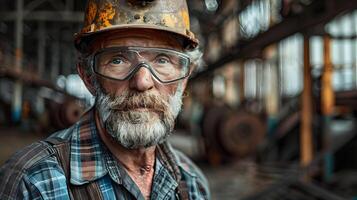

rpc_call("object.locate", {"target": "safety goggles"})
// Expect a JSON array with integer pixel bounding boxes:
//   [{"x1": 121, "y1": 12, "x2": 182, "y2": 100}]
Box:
[{"x1": 91, "y1": 47, "x2": 191, "y2": 84}]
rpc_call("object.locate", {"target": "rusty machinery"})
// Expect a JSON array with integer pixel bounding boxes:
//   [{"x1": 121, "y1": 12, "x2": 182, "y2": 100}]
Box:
[
  {"x1": 46, "y1": 96, "x2": 85, "y2": 131},
  {"x1": 202, "y1": 104, "x2": 266, "y2": 164}
]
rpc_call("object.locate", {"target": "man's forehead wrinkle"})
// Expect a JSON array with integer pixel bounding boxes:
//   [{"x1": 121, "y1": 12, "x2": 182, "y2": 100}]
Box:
[{"x1": 103, "y1": 38, "x2": 179, "y2": 49}]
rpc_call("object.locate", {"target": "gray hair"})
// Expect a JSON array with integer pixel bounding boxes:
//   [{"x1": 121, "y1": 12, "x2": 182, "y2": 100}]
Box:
[
  {"x1": 77, "y1": 53, "x2": 94, "y2": 80},
  {"x1": 185, "y1": 47, "x2": 204, "y2": 70}
]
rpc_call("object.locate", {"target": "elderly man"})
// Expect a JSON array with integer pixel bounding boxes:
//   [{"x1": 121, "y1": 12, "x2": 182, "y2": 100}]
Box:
[{"x1": 0, "y1": 0, "x2": 210, "y2": 199}]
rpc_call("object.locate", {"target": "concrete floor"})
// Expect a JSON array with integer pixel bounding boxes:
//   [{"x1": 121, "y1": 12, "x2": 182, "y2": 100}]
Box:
[{"x1": 200, "y1": 161, "x2": 301, "y2": 199}]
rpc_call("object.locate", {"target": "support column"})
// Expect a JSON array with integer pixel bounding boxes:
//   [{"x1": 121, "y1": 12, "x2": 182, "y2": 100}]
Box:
[
  {"x1": 321, "y1": 34, "x2": 335, "y2": 182},
  {"x1": 62, "y1": 43, "x2": 72, "y2": 75},
  {"x1": 338, "y1": 19, "x2": 345, "y2": 89},
  {"x1": 62, "y1": 30, "x2": 73, "y2": 76},
  {"x1": 256, "y1": 60, "x2": 263, "y2": 100},
  {"x1": 300, "y1": 35, "x2": 314, "y2": 167},
  {"x1": 353, "y1": 13, "x2": 357, "y2": 88},
  {"x1": 239, "y1": 61, "x2": 245, "y2": 104},
  {"x1": 264, "y1": 45, "x2": 279, "y2": 136},
  {"x1": 36, "y1": 21, "x2": 46, "y2": 114},
  {"x1": 223, "y1": 64, "x2": 239, "y2": 107},
  {"x1": 37, "y1": 22, "x2": 45, "y2": 77},
  {"x1": 51, "y1": 27, "x2": 60, "y2": 81},
  {"x1": 65, "y1": 0, "x2": 74, "y2": 11},
  {"x1": 265, "y1": 62, "x2": 279, "y2": 136},
  {"x1": 12, "y1": 0, "x2": 24, "y2": 123}
]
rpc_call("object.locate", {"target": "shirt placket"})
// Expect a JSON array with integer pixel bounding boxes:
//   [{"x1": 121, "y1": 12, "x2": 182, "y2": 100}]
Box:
[
  {"x1": 150, "y1": 158, "x2": 178, "y2": 200},
  {"x1": 103, "y1": 149, "x2": 146, "y2": 200}
]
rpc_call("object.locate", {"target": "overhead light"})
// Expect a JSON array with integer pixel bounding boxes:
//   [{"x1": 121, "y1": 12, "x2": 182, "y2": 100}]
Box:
[{"x1": 205, "y1": 0, "x2": 218, "y2": 12}]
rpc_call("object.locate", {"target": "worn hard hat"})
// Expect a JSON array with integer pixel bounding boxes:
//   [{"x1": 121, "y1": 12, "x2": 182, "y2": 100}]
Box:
[{"x1": 75, "y1": 0, "x2": 198, "y2": 52}]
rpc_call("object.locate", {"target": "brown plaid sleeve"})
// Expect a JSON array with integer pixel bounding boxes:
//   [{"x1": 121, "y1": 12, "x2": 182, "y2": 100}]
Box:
[{"x1": 0, "y1": 141, "x2": 54, "y2": 199}]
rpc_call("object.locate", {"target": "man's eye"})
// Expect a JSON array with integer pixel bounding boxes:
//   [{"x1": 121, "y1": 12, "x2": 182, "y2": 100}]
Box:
[
  {"x1": 110, "y1": 57, "x2": 125, "y2": 65},
  {"x1": 156, "y1": 56, "x2": 171, "y2": 64}
]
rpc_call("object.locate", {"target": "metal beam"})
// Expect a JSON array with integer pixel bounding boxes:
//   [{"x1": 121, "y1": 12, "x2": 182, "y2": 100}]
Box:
[
  {"x1": 0, "y1": 11, "x2": 83, "y2": 22},
  {"x1": 48, "y1": 0, "x2": 65, "y2": 11},
  {"x1": 25, "y1": 0, "x2": 65, "y2": 12},
  {"x1": 0, "y1": 68, "x2": 74, "y2": 98},
  {"x1": 191, "y1": 0, "x2": 357, "y2": 81},
  {"x1": 25, "y1": 0, "x2": 49, "y2": 12}
]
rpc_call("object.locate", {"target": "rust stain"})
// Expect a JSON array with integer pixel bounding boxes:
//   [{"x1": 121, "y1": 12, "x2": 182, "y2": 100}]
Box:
[
  {"x1": 86, "y1": 0, "x2": 97, "y2": 25},
  {"x1": 78, "y1": 0, "x2": 196, "y2": 47},
  {"x1": 81, "y1": 26, "x2": 91, "y2": 33},
  {"x1": 98, "y1": 2, "x2": 116, "y2": 30},
  {"x1": 181, "y1": 9, "x2": 190, "y2": 29},
  {"x1": 82, "y1": 0, "x2": 98, "y2": 33}
]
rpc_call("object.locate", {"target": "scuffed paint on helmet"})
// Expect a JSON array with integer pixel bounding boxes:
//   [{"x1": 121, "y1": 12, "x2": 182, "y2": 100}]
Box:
[{"x1": 75, "y1": 0, "x2": 198, "y2": 52}]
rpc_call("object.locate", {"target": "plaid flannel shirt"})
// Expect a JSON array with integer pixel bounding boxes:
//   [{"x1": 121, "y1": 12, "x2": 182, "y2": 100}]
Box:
[{"x1": 0, "y1": 109, "x2": 210, "y2": 200}]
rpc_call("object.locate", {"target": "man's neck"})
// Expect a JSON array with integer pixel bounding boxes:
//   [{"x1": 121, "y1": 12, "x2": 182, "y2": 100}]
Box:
[{"x1": 95, "y1": 110, "x2": 155, "y2": 199}]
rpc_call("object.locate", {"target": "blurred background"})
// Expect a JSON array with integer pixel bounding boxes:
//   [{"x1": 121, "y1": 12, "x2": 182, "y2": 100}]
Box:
[{"x1": 0, "y1": 0, "x2": 357, "y2": 199}]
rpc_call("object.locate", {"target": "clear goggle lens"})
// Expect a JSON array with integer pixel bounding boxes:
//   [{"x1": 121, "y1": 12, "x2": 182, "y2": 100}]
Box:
[{"x1": 93, "y1": 47, "x2": 191, "y2": 83}]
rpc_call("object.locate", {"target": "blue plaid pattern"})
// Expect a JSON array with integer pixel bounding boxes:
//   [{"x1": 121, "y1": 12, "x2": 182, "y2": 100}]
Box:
[{"x1": 0, "y1": 109, "x2": 210, "y2": 200}]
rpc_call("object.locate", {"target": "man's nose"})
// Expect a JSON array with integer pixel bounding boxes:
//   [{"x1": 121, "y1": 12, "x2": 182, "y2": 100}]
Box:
[{"x1": 129, "y1": 66, "x2": 154, "y2": 91}]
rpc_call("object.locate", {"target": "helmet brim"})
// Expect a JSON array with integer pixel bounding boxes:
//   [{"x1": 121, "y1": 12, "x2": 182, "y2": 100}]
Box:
[{"x1": 74, "y1": 24, "x2": 199, "y2": 53}]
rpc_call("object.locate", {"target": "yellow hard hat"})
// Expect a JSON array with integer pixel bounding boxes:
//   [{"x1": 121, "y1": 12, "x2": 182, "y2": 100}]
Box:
[{"x1": 74, "y1": 0, "x2": 199, "y2": 52}]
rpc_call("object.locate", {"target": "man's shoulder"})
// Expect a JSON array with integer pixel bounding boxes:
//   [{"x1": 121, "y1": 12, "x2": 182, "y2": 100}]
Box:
[
  {"x1": 170, "y1": 147, "x2": 211, "y2": 199},
  {"x1": 173, "y1": 149, "x2": 198, "y2": 175},
  {"x1": 47, "y1": 124, "x2": 76, "y2": 142},
  {"x1": 1, "y1": 141, "x2": 52, "y2": 173},
  {"x1": 169, "y1": 147, "x2": 203, "y2": 178},
  {"x1": 0, "y1": 127, "x2": 75, "y2": 199},
  {"x1": 0, "y1": 126, "x2": 74, "y2": 172},
  {"x1": 0, "y1": 140, "x2": 56, "y2": 199}
]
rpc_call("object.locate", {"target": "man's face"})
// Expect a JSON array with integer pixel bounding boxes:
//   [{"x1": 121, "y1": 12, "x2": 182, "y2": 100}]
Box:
[{"x1": 82, "y1": 31, "x2": 189, "y2": 149}]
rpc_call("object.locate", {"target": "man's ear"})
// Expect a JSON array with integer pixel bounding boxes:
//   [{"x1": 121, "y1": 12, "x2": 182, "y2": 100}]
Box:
[{"x1": 77, "y1": 63, "x2": 96, "y2": 95}]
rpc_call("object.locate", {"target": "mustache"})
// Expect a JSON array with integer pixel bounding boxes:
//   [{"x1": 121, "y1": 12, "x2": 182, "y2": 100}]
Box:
[{"x1": 106, "y1": 91, "x2": 170, "y2": 113}]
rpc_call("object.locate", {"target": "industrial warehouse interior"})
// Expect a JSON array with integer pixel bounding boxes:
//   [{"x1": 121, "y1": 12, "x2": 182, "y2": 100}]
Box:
[{"x1": 0, "y1": 0, "x2": 357, "y2": 199}]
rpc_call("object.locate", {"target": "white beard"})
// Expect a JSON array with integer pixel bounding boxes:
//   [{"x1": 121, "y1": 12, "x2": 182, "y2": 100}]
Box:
[{"x1": 95, "y1": 83, "x2": 184, "y2": 149}]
